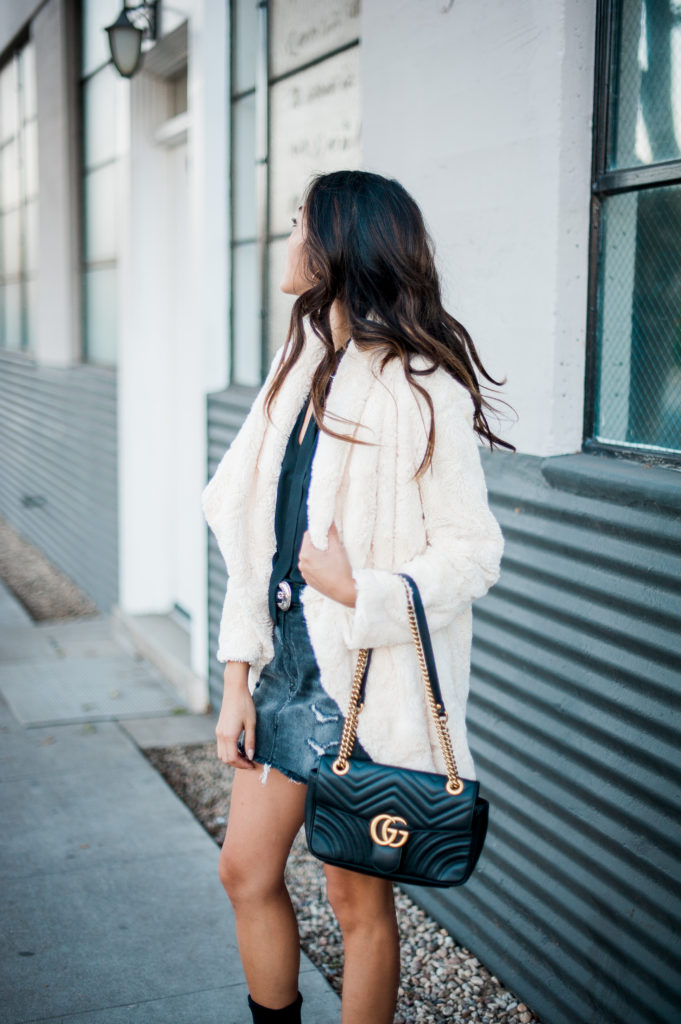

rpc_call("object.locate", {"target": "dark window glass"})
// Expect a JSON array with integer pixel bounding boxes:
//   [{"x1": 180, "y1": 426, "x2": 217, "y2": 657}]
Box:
[
  {"x1": 589, "y1": 0, "x2": 681, "y2": 456},
  {"x1": 608, "y1": 0, "x2": 681, "y2": 169},
  {"x1": 595, "y1": 185, "x2": 681, "y2": 450}
]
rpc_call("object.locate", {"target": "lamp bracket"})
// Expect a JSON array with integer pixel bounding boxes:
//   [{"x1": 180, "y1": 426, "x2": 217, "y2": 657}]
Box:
[{"x1": 123, "y1": 0, "x2": 158, "y2": 41}]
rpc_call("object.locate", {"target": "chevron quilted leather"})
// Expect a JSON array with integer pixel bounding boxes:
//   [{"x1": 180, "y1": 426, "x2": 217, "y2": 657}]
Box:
[{"x1": 305, "y1": 755, "x2": 489, "y2": 887}]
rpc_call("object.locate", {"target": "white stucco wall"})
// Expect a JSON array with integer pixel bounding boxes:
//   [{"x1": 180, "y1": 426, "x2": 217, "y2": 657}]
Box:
[
  {"x1": 118, "y1": 0, "x2": 229, "y2": 680},
  {"x1": 360, "y1": 0, "x2": 597, "y2": 457}
]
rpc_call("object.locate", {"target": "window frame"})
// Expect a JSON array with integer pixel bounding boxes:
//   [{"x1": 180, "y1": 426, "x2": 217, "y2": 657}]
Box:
[
  {"x1": 228, "y1": 0, "x2": 361, "y2": 387},
  {"x1": 584, "y1": 0, "x2": 681, "y2": 466},
  {"x1": 0, "y1": 28, "x2": 38, "y2": 356},
  {"x1": 228, "y1": 0, "x2": 268, "y2": 386}
]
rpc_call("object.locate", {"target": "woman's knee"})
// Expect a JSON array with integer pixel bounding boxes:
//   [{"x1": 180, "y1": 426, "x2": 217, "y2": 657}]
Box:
[
  {"x1": 218, "y1": 840, "x2": 284, "y2": 906},
  {"x1": 217, "y1": 841, "x2": 243, "y2": 897},
  {"x1": 217, "y1": 763, "x2": 306, "y2": 905},
  {"x1": 324, "y1": 866, "x2": 395, "y2": 934}
]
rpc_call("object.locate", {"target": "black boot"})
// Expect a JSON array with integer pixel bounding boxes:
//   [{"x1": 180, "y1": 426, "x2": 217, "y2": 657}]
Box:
[{"x1": 247, "y1": 991, "x2": 303, "y2": 1024}]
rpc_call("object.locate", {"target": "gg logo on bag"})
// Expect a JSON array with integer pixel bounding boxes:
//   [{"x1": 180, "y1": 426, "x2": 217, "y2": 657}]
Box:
[{"x1": 369, "y1": 813, "x2": 409, "y2": 848}]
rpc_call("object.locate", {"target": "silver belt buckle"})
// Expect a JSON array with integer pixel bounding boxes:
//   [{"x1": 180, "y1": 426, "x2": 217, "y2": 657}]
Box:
[{"x1": 275, "y1": 580, "x2": 292, "y2": 611}]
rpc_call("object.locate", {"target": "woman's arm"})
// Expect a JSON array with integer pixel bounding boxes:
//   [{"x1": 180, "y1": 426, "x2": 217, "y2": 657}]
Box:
[
  {"x1": 215, "y1": 660, "x2": 257, "y2": 769},
  {"x1": 202, "y1": 344, "x2": 286, "y2": 667},
  {"x1": 214, "y1": 579, "x2": 268, "y2": 665},
  {"x1": 341, "y1": 385, "x2": 504, "y2": 650}
]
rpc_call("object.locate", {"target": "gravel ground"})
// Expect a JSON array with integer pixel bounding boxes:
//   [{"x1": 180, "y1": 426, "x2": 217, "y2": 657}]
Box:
[
  {"x1": 0, "y1": 518, "x2": 98, "y2": 621},
  {"x1": 0, "y1": 516, "x2": 541, "y2": 1023},
  {"x1": 146, "y1": 743, "x2": 541, "y2": 1024}
]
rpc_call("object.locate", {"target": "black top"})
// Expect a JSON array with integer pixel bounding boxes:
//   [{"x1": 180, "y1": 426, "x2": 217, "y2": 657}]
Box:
[
  {"x1": 267, "y1": 344, "x2": 348, "y2": 620},
  {"x1": 267, "y1": 396, "x2": 320, "y2": 620}
]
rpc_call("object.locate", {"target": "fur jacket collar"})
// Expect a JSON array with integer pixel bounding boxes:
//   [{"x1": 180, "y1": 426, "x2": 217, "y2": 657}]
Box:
[{"x1": 201, "y1": 319, "x2": 504, "y2": 777}]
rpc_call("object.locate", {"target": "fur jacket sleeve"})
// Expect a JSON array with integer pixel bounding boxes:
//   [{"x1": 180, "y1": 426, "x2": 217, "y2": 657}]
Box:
[{"x1": 201, "y1": 319, "x2": 504, "y2": 778}]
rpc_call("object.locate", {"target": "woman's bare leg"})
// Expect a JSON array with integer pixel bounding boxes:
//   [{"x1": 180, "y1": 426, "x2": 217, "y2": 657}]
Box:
[
  {"x1": 325, "y1": 864, "x2": 400, "y2": 1024},
  {"x1": 218, "y1": 764, "x2": 307, "y2": 1009}
]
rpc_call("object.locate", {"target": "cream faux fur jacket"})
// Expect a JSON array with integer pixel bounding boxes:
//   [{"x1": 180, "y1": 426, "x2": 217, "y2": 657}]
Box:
[{"x1": 201, "y1": 319, "x2": 504, "y2": 779}]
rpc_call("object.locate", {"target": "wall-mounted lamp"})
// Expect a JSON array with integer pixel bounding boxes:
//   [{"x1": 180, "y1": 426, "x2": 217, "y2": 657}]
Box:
[{"x1": 105, "y1": 1, "x2": 159, "y2": 78}]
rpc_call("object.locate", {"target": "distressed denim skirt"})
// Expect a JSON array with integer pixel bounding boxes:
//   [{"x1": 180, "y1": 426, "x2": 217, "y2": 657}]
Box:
[{"x1": 248, "y1": 593, "x2": 370, "y2": 784}]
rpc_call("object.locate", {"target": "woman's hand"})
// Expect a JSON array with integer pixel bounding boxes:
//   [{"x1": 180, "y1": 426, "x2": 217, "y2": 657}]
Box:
[
  {"x1": 215, "y1": 662, "x2": 257, "y2": 769},
  {"x1": 298, "y1": 521, "x2": 357, "y2": 607}
]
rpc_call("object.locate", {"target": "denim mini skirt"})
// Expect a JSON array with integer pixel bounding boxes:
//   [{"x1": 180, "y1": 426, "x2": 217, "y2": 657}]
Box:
[{"x1": 248, "y1": 590, "x2": 370, "y2": 784}]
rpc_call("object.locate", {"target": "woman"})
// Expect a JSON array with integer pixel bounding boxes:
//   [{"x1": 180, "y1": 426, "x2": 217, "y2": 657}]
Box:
[{"x1": 201, "y1": 170, "x2": 513, "y2": 1024}]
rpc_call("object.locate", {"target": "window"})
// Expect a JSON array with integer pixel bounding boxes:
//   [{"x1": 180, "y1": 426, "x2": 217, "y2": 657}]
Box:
[
  {"x1": 80, "y1": 0, "x2": 129, "y2": 366},
  {"x1": 587, "y1": 0, "x2": 681, "y2": 457},
  {"x1": 0, "y1": 39, "x2": 38, "y2": 353},
  {"x1": 229, "y1": 0, "x2": 361, "y2": 386}
]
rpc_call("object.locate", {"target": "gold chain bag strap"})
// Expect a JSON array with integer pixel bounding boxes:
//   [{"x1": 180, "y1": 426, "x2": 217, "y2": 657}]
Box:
[{"x1": 304, "y1": 573, "x2": 489, "y2": 887}]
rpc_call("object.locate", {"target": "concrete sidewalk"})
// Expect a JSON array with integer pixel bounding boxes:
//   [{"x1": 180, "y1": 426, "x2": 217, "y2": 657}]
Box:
[{"x1": 0, "y1": 581, "x2": 340, "y2": 1024}]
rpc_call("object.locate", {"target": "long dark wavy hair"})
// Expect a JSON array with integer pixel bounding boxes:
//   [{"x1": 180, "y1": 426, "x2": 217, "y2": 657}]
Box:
[{"x1": 264, "y1": 170, "x2": 515, "y2": 477}]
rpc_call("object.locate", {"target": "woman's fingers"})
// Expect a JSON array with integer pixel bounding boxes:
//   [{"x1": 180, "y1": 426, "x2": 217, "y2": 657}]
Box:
[
  {"x1": 215, "y1": 728, "x2": 236, "y2": 764},
  {"x1": 243, "y1": 713, "x2": 256, "y2": 763},
  {"x1": 217, "y1": 729, "x2": 256, "y2": 769},
  {"x1": 215, "y1": 705, "x2": 257, "y2": 769}
]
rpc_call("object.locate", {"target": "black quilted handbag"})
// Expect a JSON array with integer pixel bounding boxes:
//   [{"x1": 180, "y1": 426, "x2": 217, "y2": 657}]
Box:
[{"x1": 304, "y1": 573, "x2": 489, "y2": 887}]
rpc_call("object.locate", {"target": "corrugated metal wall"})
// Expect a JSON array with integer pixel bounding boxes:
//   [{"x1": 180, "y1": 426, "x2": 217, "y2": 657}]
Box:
[
  {"x1": 205, "y1": 393, "x2": 681, "y2": 1024},
  {"x1": 406, "y1": 451, "x2": 681, "y2": 1024},
  {"x1": 206, "y1": 385, "x2": 258, "y2": 708},
  {"x1": 0, "y1": 351, "x2": 118, "y2": 612}
]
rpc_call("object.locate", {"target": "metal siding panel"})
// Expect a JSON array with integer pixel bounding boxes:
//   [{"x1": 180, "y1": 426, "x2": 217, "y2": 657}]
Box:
[
  {"x1": 205, "y1": 385, "x2": 258, "y2": 708},
  {"x1": 0, "y1": 353, "x2": 118, "y2": 612},
  {"x1": 406, "y1": 452, "x2": 681, "y2": 1024}
]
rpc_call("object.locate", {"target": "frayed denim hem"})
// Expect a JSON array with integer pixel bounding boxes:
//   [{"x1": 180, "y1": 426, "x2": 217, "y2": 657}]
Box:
[{"x1": 251, "y1": 756, "x2": 306, "y2": 786}]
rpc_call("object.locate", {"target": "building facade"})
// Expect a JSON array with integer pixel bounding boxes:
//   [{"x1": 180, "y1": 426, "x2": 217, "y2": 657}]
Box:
[{"x1": 1, "y1": 1, "x2": 679, "y2": 1022}]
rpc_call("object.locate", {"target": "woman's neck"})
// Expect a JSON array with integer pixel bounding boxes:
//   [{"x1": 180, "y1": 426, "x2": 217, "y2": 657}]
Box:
[{"x1": 329, "y1": 300, "x2": 351, "y2": 351}]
